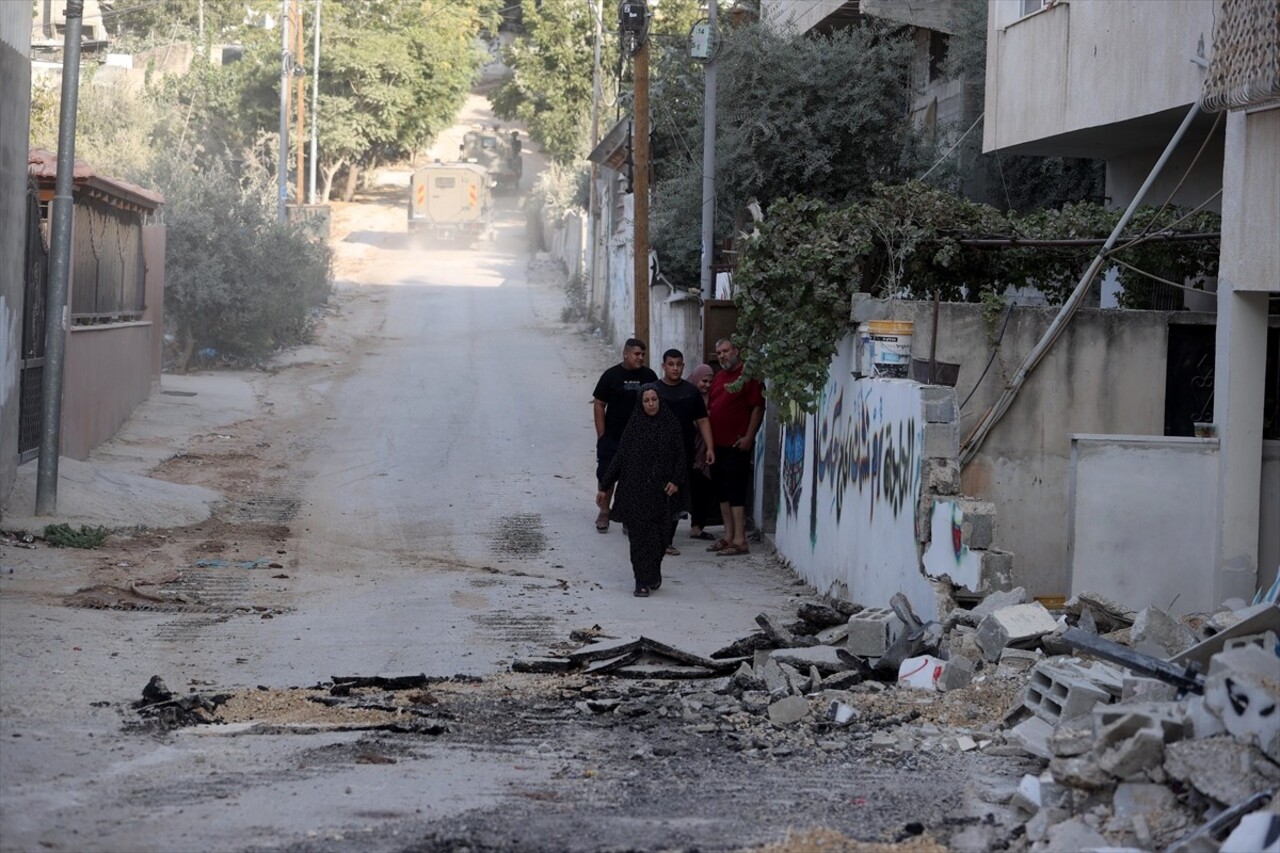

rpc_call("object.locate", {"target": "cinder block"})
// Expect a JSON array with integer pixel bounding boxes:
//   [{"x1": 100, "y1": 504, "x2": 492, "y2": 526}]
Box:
[
  {"x1": 1023, "y1": 659, "x2": 1114, "y2": 723},
  {"x1": 954, "y1": 499, "x2": 996, "y2": 550},
  {"x1": 1122, "y1": 676, "x2": 1180, "y2": 703},
  {"x1": 922, "y1": 394, "x2": 957, "y2": 424},
  {"x1": 1092, "y1": 701, "x2": 1188, "y2": 743},
  {"x1": 976, "y1": 602, "x2": 1057, "y2": 660},
  {"x1": 922, "y1": 421, "x2": 959, "y2": 460},
  {"x1": 936, "y1": 655, "x2": 974, "y2": 692},
  {"x1": 1094, "y1": 717, "x2": 1166, "y2": 778},
  {"x1": 846, "y1": 607, "x2": 903, "y2": 657},
  {"x1": 921, "y1": 458, "x2": 961, "y2": 496}
]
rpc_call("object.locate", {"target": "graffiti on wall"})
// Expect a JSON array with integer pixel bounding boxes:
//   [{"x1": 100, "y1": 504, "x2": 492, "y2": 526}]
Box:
[
  {"x1": 782, "y1": 379, "x2": 922, "y2": 550},
  {"x1": 922, "y1": 499, "x2": 981, "y2": 589}
]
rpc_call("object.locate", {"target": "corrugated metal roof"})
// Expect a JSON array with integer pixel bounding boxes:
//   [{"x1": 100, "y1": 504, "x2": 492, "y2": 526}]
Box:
[{"x1": 28, "y1": 148, "x2": 164, "y2": 210}]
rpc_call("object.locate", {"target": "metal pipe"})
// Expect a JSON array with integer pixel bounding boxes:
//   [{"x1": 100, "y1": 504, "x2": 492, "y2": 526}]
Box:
[
  {"x1": 960, "y1": 102, "x2": 1203, "y2": 466},
  {"x1": 309, "y1": 0, "x2": 320, "y2": 204},
  {"x1": 698, "y1": 0, "x2": 717, "y2": 302},
  {"x1": 35, "y1": 0, "x2": 85, "y2": 516}
]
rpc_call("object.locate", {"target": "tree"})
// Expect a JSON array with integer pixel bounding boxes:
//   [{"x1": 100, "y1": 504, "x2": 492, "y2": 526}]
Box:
[
  {"x1": 490, "y1": 0, "x2": 596, "y2": 165},
  {"x1": 650, "y1": 19, "x2": 922, "y2": 286}
]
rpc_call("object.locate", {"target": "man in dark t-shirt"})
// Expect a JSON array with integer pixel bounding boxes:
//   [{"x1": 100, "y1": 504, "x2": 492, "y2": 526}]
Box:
[
  {"x1": 592, "y1": 338, "x2": 658, "y2": 532},
  {"x1": 653, "y1": 349, "x2": 715, "y2": 552}
]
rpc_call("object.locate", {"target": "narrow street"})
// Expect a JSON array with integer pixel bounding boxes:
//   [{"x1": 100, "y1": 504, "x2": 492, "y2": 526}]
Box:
[{"x1": 0, "y1": 101, "x2": 1028, "y2": 853}]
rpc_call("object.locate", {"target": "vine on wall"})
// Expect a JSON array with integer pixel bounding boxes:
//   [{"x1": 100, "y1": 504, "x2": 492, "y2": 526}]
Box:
[{"x1": 733, "y1": 182, "x2": 1221, "y2": 419}]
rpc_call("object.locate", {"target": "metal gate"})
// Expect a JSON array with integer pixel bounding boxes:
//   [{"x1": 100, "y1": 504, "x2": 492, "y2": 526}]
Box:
[{"x1": 19, "y1": 178, "x2": 48, "y2": 462}]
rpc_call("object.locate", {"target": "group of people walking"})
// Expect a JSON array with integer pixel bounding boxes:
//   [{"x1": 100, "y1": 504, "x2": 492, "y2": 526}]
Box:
[{"x1": 593, "y1": 337, "x2": 764, "y2": 597}]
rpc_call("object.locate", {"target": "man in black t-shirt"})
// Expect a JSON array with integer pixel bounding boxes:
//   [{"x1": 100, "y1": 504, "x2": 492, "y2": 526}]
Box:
[
  {"x1": 592, "y1": 338, "x2": 658, "y2": 532},
  {"x1": 653, "y1": 349, "x2": 715, "y2": 553}
]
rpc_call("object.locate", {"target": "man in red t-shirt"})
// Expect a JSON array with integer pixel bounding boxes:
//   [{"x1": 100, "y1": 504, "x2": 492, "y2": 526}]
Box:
[{"x1": 706, "y1": 337, "x2": 765, "y2": 556}]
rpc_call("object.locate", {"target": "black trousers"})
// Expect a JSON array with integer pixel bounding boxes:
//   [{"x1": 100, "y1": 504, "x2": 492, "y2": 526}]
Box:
[{"x1": 628, "y1": 518, "x2": 666, "y2": 589}]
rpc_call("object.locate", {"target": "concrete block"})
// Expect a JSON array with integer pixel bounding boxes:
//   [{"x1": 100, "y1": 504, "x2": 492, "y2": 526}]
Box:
[
  {"x1": 1121, "y1": 676, "x2": 1180, "y2": 703},
  {"x1": 1049, "y1": 755, "x2": 1111, "y2": 790},
  {"x1": 1092, "y1": 701, "x2": 1188, "y2": 744},
  {"x1": 947, "y1": 626, "x2": 985, "y2": 664},
  {"x1": 1009, "y1": 715, "x2": 1054, "y2": 759},
  {"x1": 955, "y1": 586, "x2": 1030, "y2": 626},
  {"x1": 756, "y1": 655, "x2": 789, "y2": 697},
  {"x1": 921, "y1": 458, "x2": 961, "y2": 496},
  {"x1": 1094, "y1": 717, "x2": 1166, "y2": 778},
  {"x1": 936, "y1": 654, "x2": 974, "y2": 692},
  {"x1": 1024, "y1": 659, "x2": 1114, "y2": 723},
  {"x1": 778, "y1": 662, "x2": 811, "y2": 696},
  {"x1": 922, "y1": 396, "x2": 957, "y2": 425},
  {"x1": 1130, "y1": 606, "x2": 1198, "y2": 657},
  {"x1": 976, "y1": 602, "x2": 1058, "y2": 661},
  {"x1": 998, "y1": 647, "x2": 1041, "y2": 674},
  {"x1": 922, "y1": 420, "x2": 959, "y2": 460},
  {"x1": 846, "y1": 607, "x2": 903, "y2": 657},
  {"x1": 974, "y1": 549, "x2": 1015, "y2": 594},
  {"x1": 953, "y1": 498, "x2": 996, "y2": 550},
  {"x1": 767, "y1": 695, "x2": 810, "y2": 725},
  {"x1": 1048, "y1": 716, "x2": 1095, "y2": 758},
  {"x1": 1203, "y1": 646, "x2": 1280, "y2": 760}
]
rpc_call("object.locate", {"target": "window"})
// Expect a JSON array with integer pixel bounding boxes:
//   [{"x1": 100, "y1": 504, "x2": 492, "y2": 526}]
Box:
[
  {"x1": 1020, "y1": 0, "x2": 1046, "y2": 16},
  {"x1": 434, "y1": 177, "x2": 456, "y2": 188},
  {"x1": 928, "y1": 31, "x2": 950, "y2": 82}
]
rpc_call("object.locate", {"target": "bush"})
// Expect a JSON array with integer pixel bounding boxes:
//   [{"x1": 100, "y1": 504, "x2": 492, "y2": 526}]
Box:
[{"x1": 145, "y1": 153, "x2": 332, "y2": 370}]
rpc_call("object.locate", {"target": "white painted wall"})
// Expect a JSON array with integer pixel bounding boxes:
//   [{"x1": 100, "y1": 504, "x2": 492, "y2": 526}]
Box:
[
  {"x1": 760, "y1": 0, "x2": 848, "y2": 33},
  {"x1": 984, "y1": 0, "x2": 1215, "y2": 153},
  {"x1": 1068, "y1": 435, "x2": 1220, "y2": 614},
  {"x1": 772, "y1": 336, "x2": 936, "y2": 618}
]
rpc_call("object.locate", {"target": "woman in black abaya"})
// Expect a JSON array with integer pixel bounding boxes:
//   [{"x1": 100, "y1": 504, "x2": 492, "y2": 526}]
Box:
[{"x1": 597, "y1": 385, "x2": 689, "y2": 596}]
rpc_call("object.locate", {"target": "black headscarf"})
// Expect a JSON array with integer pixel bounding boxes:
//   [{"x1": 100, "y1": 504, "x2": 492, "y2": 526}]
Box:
[{"x1": 599, "y1": 383, "x2": 690, "y2": 524}]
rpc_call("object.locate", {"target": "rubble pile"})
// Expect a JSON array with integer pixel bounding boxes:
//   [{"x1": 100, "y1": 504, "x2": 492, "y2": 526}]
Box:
[{"x1": 516, "y1": 591, "x2": 1279, "y2": 852}]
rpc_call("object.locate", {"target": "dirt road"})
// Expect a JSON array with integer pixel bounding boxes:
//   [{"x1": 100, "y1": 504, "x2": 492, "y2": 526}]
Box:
[{"x1": 0, "y1": 98, "x2": 1029, "y2": 852}]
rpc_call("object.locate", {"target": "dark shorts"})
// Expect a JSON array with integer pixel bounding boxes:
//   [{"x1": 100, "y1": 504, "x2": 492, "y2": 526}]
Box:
[
  {"x1": 711, "y1": 445, "x2": 752, "y2": 507},
  {"x1": 596, "y1": 435, "x2": 620, "y2": 485}
]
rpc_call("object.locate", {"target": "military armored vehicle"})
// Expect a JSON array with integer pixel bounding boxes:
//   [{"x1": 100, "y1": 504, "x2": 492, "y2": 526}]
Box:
[
  {"x1": 408, "y1": 162, "x2": 492, "y2": 245},
  {"x1": 460, "y1": 126, "x2": 523, "y2": 194}
]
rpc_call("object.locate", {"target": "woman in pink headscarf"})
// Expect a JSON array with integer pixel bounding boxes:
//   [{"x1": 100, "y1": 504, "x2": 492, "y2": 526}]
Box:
[{"x1": 686, "y1": 363, "x2": 718, "y2": 540}]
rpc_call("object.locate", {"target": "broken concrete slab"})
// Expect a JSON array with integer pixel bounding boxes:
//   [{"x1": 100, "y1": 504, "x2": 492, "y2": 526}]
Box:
[
  {"x1": 1164, "y1": 736, "x2": 1280, "y2": 805},
  {"x1": 583, "y1": 651, "x2": 643, "y2": 675},
  {"x1": 767, "y1": 695, "x2": 810, "y2": 725},
  {"x1": 1048, "y1": 716, "x2": 1095, "y2": 758},
  {"x1": 998, "y1": 647, "x2": 1041, "y2": 674},
  {"x1": 756, "y1": 655, "x2": 789, "y2": 696},
  {"x1": 1009, "y1": 715, "x2": 1054, "y2": 760},
  {"x1": 1094, "y1": 716, "x2": 1166, "y2": 778},
  {"x1": 954, "y1": 586, "x2": 1030, "y2": 626},
  {"x1": 1048, "y1": 754, "x2": 1111, "y2": 790},
  {"x1": 976, "y1": 602, "x2": 1058, "y2": 661},
  {"x1": 777, "y1": 662, "x2": 811, "y2": 696},
  {"x1": 936, "y1": 654, "x2": 974, "y2": 692},
  {"x1": 796, "y1": 603, "x2": 848, "y2": 629},
  {"x1": 511, "y1": 657, "x2": 575, "y2": 674},
  {"x1": 765, "y1": 645, "x2": 848, "y2": 674},
  {"x1": 814, "y1": 622, "x2": 851, "y2": 646},
  {"x1": 755, "y1": 613, "x2": 816, "y2": 648},
  {"x1": 1130, "y1": 606, "x2": 1198, "y2": 658},
  {"x1": 1092, "y1": 701, "x2": 1189, "y2": 745},
  {"x1": 612, "y1": 663, "x2": 722, "y2": 679},
  {"x1": 1065, "y1": 590, "x2": 1137, "y2": 632},
  {"x1": 1043, "y1": 817, "x2": 1108, "y2": 852}
]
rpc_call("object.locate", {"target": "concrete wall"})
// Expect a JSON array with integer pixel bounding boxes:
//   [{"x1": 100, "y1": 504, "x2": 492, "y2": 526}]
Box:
[
  {"x1": 62, "y1": 322, "x2": 155, "y2": 460},
  {"x1": 1221, "y1": 108, "x2": 1280, "y2": 294},
  {"x1": 772, "y1": 336, "x2": 938, "y2": 618},
  {"x1": 0, "y1": 5, "x2": 31, "y2": 507},
  {"x1": 984, "y1": 0, "x2": 1215, "y2": 154},
  {"x1": 761, "y1": 0, "x2": 848, "y2": 33},
  {"x1": 1068, "y1": 436, "x2": 1218, "y2": 613},
  {"x1": 1069, "y1": 436, "x2": 1280, "y2": 613},
  {"x1": 898, "y1": 302, "x2": 1196, "y2": 597},
  {"x1": 544, "y1": 209, "x2": 586, "y2": 286}
]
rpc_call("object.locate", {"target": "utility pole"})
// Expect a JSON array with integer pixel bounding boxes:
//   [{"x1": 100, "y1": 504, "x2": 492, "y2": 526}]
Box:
[
  {"x1": 309, "y1": 0, "x2": 321, "y2": 205},
  {"x1": 699, "y1": 1, "x2": 718, "y2": 301},
  {"x1": 35, "y1": 0, "x2": 85, "y2": 515},
  {"x1": 587, "y1": 0, "x2": 602, "y2": 311},
  {"x1": 277, "y1": 0, "x2": 290, "y2": 222},
  {"x1": 294, "y1": 0, "x2": 305, "y2": 209},
  {"x1": 632, "y1": 38, "x2": 650, "y2": 345}
]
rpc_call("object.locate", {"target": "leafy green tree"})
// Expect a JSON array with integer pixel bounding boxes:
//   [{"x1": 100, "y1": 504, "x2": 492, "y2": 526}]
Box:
[
  {"x1": 490, "y1": 0, "x2": 596, "y2": 165},
  {"x1": 651, "y1": 19, "x2": 922, "y2": 286}
]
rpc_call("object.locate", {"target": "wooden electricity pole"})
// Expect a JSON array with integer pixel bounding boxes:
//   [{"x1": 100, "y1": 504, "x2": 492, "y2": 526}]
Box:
[{"x1": 632, "y1": 40, "x2": 650, "y2": 346}]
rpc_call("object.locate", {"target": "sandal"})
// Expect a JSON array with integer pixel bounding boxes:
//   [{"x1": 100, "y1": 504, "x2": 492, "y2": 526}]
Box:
[
  {"x1": 634, "y1": 587, "x2": 650, "y2": 597},
  {"x1": 595, "y1": 511, "x2": 609, "y2": 533},
  {"x1": 665, "y1": 546, "x2": 680, "y2": 556},
  {"x1": 689, "y1": 531, "x2": 716, "y2": 541},
  {"x1": 716, "y1": 544, "x2": 749, "y2": 556},
  {"x1": 706, "y1": 539, "x2": 731, "y2": 552},
  {"x1": 650, "y1": 579, "x2": 661, "y2": 590}
]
